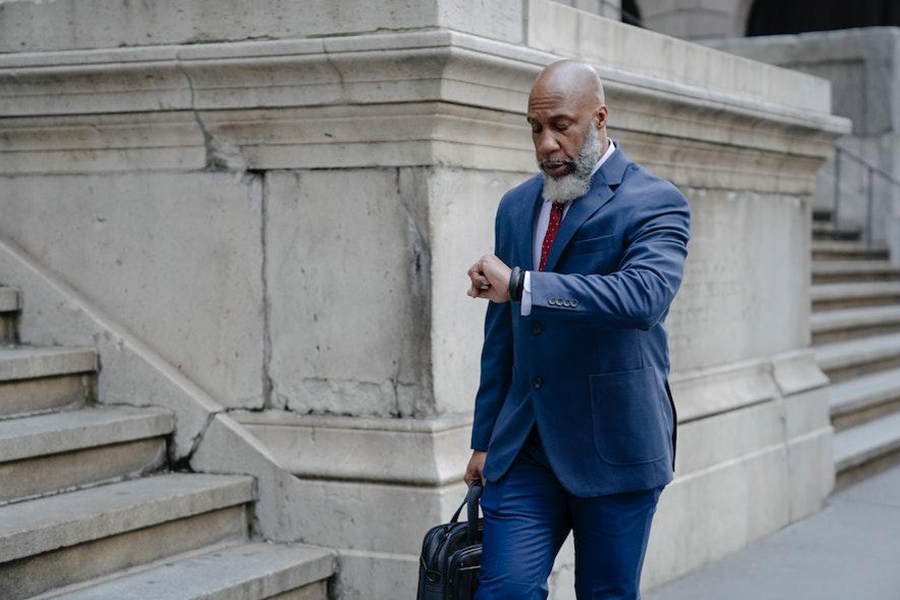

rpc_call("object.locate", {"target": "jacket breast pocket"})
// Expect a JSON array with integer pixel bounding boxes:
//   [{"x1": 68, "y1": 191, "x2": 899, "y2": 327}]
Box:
[
  {"x1": 567, "y1": 233, "x2": 615, "y2": 256},
  {"x1": 589, "y1": 366, "x2": 667, "y2": 465}
]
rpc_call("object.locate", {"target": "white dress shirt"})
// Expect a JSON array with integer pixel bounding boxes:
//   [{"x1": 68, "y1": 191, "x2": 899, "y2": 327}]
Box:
[{"x1": 521, "y1": 139, "x2": 616, "y2": 316}]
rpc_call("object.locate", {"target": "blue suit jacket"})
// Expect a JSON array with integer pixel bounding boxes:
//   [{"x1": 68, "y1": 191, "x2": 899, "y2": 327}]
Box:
[{"x1": 471, "y1": 143, "x2": 691, "y2": 497}]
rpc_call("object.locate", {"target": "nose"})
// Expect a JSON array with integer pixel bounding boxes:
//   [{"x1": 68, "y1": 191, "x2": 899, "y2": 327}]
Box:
[{"x1": 535, "y1": 129, "x2": 561, "y2": 158}]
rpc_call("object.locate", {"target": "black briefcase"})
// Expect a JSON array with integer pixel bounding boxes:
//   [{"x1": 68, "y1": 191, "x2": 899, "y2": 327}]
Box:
[{"x1": 416, "y1": 482, "x2": 483, "y2": 600}]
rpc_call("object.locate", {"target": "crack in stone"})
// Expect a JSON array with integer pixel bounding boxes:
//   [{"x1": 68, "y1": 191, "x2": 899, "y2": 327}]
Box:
[
  {"x1": 310, "y1": 25, "x2": 440, "y2": 39},
  {"x1": 321, "y1": 41, "x2": 352, "y2": 105},
  {"x1": 171, "y1": 408, "x2": 223, "y2": 470},
  {"x1": 394, "y1": 167, "x2": 434, "y2": 417},
  {"x1": 390, "y1": 355, "x2": 403, "y2": 417},
  {"x1": 173, "y1": 53, "x2": 247, "y2": 172},
  {"x1": 254, "y1": 170, "x2": 274, "y2": 410}
]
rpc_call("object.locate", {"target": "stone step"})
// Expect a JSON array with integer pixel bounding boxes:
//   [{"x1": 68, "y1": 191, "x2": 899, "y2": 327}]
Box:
[
  {"x1": 0, "y1": 405, "x2": 173, "y2": 504},
  {"x1": 815, "y1": 331, "x2": 900, "y2": 382},
  {"x1": 834, "y1": 409, "x2": 900, "y2": 489},
  {"x1": 0, "y1": 472, "x2": 254, "y2": 600},
  {"x1": 811, "y1": 304, "x2": 900, "y2": 344},
  {"x1": 811, "y1": 281, "x2": 900, "y2": 310},
  {"x1": 34, "y1": 541, "x2": 334, "y2": 600},
  {"x1": 812, "y1": 239, "x2": 889, "y2": 261},
  {"x1": 0, "y1": 346, "x2": 97, "y2": 419},
  {"x1": 830, "y1": 367, "x2": 900, "y2": 430},
  {"x1": 812, "y1": 221, "x2": 861, "y2": 241},
  {"x1": 0, "y1": 287, "x2": 20, "y2": 345},
  {"x1": 811, "y1": 260, "x2": 900, "y2": 284}
]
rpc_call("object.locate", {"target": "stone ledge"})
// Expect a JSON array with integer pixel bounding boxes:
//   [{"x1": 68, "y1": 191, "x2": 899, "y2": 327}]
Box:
[
  {"x1": 233, "y1": 348, "x2": 829, "y2": 485},
  {"x1": 0, "y1": 101, "x2": 842, "y2": 194},
  {"x1": 671, "y1": 348, "x2": 827, "y2": 423},
  {"x1": 708, "y1": 26, "x2": 900, "y2": 67},
  {"x1": 0, "y1": 28, "x2": 849, "y2": 185},
  {"x1": 233, "y1": 410, "x2": 471, "y2": 486},
  {"x1": 0, "y1": 30, "x2": 849, "y2": 126}
]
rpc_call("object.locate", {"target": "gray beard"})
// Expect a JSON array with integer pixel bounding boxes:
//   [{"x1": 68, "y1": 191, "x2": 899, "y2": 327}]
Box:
[{"x1": 539, "y1": 127, "x2": 602, "y2": 204}]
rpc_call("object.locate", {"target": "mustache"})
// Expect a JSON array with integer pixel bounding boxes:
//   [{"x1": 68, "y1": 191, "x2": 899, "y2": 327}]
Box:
[{"x1": 539, "y1": 157, "x2": 575, "y2": 170}]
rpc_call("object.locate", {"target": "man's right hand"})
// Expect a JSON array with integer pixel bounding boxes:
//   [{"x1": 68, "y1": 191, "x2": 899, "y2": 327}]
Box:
[{"x1": 465, "y1": 450, "x2": 487, "y2": 487}]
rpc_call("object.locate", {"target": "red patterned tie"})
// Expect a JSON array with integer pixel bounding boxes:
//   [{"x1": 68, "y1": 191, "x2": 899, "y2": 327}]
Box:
[{"x1": 538, "y1": 201, "x2": 565, "y2": 271}]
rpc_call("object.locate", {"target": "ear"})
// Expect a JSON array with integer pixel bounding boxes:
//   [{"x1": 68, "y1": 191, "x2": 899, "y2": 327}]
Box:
[{"x1": 595, "y1": 105, "x2": 609, "y2": 130}]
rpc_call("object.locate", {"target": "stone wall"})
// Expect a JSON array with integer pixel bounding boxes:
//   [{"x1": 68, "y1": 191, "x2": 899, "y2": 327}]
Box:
[
  {"x1": 711, "y1": 28, "x2": 900, "y2": 260},
  {"x1": 635, "y1": 0, "x2": 754, "y2": 40},
  {"x1": 0, "y1": 1, "x2": 847, "y2": 597}
]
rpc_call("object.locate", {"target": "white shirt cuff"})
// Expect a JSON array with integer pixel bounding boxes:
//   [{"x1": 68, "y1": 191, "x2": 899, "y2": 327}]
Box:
[{"x1": 521, "y1": 271, "x2": 532, "y2": 316}]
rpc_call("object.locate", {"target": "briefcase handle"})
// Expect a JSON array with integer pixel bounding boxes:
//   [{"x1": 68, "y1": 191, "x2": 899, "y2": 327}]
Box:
[{"x1": 450, "y1": 482, "x2": 483, "y2": 545}]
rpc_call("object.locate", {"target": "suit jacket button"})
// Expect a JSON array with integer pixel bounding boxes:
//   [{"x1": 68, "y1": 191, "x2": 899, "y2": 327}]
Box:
[
  {"x1": 533, "y1": 376, "x2": 543, "y2": 388},
  {"x1": 563, "y1": 299, "x2": 571, "y2": 307},
  {"x1": 532, "y1": 323, "x2": 542, "y2": 335},
  {"x1": 572, "y1": 299, "x2": 579, "y2": 307},
  {"x1": 548, "y1": 298, "x2": 556, "y2": 306}
]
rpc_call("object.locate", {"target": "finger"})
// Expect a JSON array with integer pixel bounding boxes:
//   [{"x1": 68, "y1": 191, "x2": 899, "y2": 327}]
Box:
[
  {"x1": 469, "y1": 271, "x2": 491, "y2": 286},
  {"x1": 468, "y1": 284, "x2": 489, "y2": 299},
  {"x1": 469, "y1": 266, "x2": 488, "y2": 281}
]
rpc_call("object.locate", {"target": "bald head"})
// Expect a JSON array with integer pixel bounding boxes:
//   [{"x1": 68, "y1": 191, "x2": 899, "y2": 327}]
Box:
[
  {"x1": 527, "y1": 60, "x2": 610, "y2": 200},
  {"x1": 531, "y1": 60, "x2": 605, "y2": 108}
]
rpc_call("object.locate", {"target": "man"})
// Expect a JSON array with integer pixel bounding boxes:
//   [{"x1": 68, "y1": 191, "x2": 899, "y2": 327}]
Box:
[{"x1": 464, "y1": 59, "x2": 690, "y2": 599}]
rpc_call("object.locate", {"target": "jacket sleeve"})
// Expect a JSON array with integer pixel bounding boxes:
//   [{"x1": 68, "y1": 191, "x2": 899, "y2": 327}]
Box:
[
  {"x1": 470, "y1": 203, "x2": 514, "y2": 451},
  {"x1": 527, "y1": 184, "x2": 690, "y2": 330}
]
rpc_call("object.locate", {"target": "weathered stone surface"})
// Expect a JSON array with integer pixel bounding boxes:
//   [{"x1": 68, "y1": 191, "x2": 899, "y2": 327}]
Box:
[
  {"x1": 709, "y1": 29, "x2": 900, "y2": 256},
  {"x1": 0, "y1": 472, "x2": 253, "y2": 563},
  {"x1": 427, "y1": 168, "x2": 535, "y2": 414},
  {"x1": 0, "y1": 172, "x2": 265, "y2": 410},
  {"x1": 0, "y1": 346, "x2": 96, "y2": 382},
  {"x1": 50, "y1": 542, "x2": 335, "y2": 600},
  {"x1": 0, "y1": 0, "x2": 522, "y2": 54},
  {"x1": 0, "y1": 405, "x2": 171, "y2": 462},
  {"x1": 527, "y1": 0, "x2": 830, "y2": 114},
  {"x1": 665, "y1": 188, "x2": 811, "y2": 370},
  {"x1": 0, "y1": 225, "x2": 223, "y2": 457},
  {"x1": 265, "y1": 169, "x2": 432, "y2": 417},
  {"x1": 637, "y1": 0, "x2": 753, "y2": 41},
  {"x1": 0, "y1": 437, "x2": 166, "y2": 505},
  {"x1": 234, "y1": 410, "x2": 472, "y2": 486}
]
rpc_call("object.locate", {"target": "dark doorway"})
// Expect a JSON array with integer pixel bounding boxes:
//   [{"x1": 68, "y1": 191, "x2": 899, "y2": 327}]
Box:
[
  {"x1": 746, "y1": 0, "x2": 900, "y2": 36},
  {"x1": 622, "y1": 0, "x2": 642, "y2": 27}
]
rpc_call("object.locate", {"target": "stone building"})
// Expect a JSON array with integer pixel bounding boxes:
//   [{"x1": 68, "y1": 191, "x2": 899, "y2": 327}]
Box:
[
  {"x1": 634, "y1": 0, "x2": 900, "y2": 526},
  {"x1": 0, "y1": 0, "x2": 849, "y2": 598}
]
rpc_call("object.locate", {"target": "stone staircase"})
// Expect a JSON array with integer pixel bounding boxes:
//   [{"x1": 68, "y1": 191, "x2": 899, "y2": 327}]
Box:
[
  {"x1": 0, "y1": 286, "x2": 334, "y2": 599},
  {"x1": 811, "y1": 217, "x2": 900, "y2": 488}
]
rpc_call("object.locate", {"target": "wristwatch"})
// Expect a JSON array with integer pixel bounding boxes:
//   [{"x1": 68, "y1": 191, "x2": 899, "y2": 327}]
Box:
[{"x1": 508, "y1": 266, "x2": 525, "y2": 301}]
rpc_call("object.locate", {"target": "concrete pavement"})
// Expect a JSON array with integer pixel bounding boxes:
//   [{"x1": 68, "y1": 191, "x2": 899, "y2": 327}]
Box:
[{"x1": 645, "y1": 463, "x2": 900, "y2": 600}]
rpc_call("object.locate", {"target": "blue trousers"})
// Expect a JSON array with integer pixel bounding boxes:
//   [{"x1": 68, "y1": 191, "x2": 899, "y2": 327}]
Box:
[{"x1": 475, "y1": 424, "x2": 664, "y2": 600}]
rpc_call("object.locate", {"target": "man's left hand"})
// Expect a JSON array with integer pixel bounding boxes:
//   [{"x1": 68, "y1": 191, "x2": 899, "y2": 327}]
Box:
[{"x1": 467, "y1": 254, "x2": 512, "y2": 303}]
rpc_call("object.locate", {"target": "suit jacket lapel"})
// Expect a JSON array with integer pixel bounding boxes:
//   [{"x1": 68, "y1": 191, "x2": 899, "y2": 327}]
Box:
[{"x1": 541, "y1": 144, "x2": 630, "y2": 273}]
